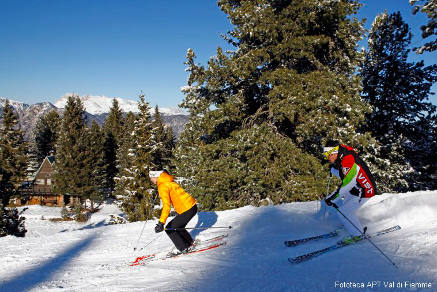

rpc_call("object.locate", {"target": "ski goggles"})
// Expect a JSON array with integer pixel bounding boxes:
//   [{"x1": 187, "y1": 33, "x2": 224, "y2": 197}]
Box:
[{"x1": 323, "y1": 146, "x2": 339, "y2": 160}]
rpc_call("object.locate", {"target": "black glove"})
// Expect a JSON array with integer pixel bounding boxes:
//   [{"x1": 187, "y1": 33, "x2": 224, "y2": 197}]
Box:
[{"x1": 155, "y1": 222, "x2": 164, "y2": 233}]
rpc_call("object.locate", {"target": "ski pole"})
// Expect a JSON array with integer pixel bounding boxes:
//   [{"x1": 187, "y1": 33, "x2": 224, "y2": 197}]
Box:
[
  {"x1": 133, "y1": 220, "x2": 148, "y2": 251},
  {"x1": 334, "y1": 206, "x2": 398, "y2": 268},
  {"x1": 134, "y1": 232, "x2": 164, "y2": 251},
  {"x1": 325, "y1": 175, "x2": 332, "y2": 199},
  {"x1": 165, "y1": 226, "x2": 232, "y2": 231},
  {"x1": 322, "y1": 175, "x2": 333, "y2": 218},
  {"x1": 133, "y1": 192, "x2": 158, "y2": 251}
]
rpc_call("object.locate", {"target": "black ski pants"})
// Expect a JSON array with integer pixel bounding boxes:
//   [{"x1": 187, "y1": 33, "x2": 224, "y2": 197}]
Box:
[{"x1": 165, "y1": 204, "x2": 198, "y2": 251}]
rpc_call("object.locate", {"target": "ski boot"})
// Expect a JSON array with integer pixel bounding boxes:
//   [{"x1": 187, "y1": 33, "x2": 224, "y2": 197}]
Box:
[{"x1": 342, "y1": 235, "x2": 363, "y2": 245}]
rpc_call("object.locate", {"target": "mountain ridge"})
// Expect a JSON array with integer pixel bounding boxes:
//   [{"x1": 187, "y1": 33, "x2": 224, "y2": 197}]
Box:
[
  {"x1": 0, "y1": 96, "x2": 189, "y2": 139},
  {"x1": 52, "y1": 94, "x2": 188, "y2": 116}
]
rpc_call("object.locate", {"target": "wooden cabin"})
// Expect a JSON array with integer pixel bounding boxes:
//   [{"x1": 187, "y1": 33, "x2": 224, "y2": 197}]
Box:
[{"x1": 17, "y1": 155, "x2": 78, "y2": 207}]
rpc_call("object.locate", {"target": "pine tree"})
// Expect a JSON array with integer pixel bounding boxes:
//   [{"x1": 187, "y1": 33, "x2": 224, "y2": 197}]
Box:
[
  {"x1": 82, "y1": 121, "x2": 107, "y2": 208},
  {"x1": 53, "y1": 95, "x2": 88, "y2": 201},
  {"x1": 113, "y1": 112, "x2": 136, "y2": 212},
  {"x1": 0, "y1": 99, "x2": 27, "y2": 237},
  {"x1": 163, "y1": 126, "x2": 175, "y2": 170},
  {"x1": 410, "y1": 0, "x2": 436, "y2": 53},
  {"x1": 27, "y1": 110, "x2": 60, "y2": 179},
  {"x1": 152, "y1": 106, "x2": 175, "y2": 170},
  {"x1": 103, "y1": 132, "x2": 117, "y2": 195},
  {"x1": 361, "y1": 11, "x2": 437, "y2": 191},
  {"x1": 114, "y1": 95, "x2": 156, "y2": 221},
  {"x1": 0, "y1": 207, "x2": 27, "y2": 237},
  {"x1": 102, "y1": 99, "x2": 124, "y2": 194},
  {"x1": 103, "y1": 99, "x2": 124, "y2": 141},
  {"x1": 174, "y1": 0, "x2": 372, "y2": 209},
  {"x1": 115, "y1": 112, "x2": 137, "y2": 178},
  {"x1": 30, "y1": 110, "x2": 60, "y2": 163}
]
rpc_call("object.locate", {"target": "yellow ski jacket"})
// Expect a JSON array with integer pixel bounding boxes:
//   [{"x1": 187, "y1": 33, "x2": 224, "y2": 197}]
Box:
[{"x1": 157, "y1": 172, "x2": 196, "y2": 224}]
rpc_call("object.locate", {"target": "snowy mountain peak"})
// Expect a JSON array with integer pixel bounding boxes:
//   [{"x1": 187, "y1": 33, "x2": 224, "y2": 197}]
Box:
[
  {"x1": 1, "y1": 95, "x2": 189, "y2": 139},
  {"x1": 0, "y1": 97, "x2": 29, "y2": 111},
  {"x1": 54, "y1": 94, "x2": 139, "y2": 115},
  {"x1": 54, "y1": 94, "x2": 187, "y2": 116}
]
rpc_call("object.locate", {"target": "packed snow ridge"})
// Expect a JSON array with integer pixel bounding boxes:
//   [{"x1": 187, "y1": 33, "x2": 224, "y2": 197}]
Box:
[{"x1": 1, "y1": 190, "x2": 436, "y2": 291}]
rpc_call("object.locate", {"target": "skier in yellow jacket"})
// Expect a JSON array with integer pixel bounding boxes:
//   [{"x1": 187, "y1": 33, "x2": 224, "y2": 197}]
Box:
[{"x1": 149, "y1": 170, "x2": 198, "y2": 253}]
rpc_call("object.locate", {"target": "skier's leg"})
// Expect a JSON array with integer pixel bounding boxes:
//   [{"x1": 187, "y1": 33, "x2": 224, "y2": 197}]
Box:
[
  {"x1": 165, "y1": 219, "x2": 187, "y2": 251},
  {"x1": 165, "y1": 205, "x2": 198, "y2": 251},
  {"x1": 336, "y1": 196, "x2": 367, "y2": 237},
  {"x1": 177, "y1": 205, "x2": 198, "y2": 245}
]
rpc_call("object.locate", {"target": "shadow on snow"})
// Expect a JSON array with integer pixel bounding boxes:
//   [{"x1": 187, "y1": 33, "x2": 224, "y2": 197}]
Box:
[
  {"x1": 59, "y1": 220, "x2": 107, "y2": 233},
  {"x1": 186, "y1": 203, "x2": 415, "y2": 292},
  {"x1": 191, "y1": 211, "x2": 218, "y2": 239},
  {"x1": 0, "y1": 233, "x2": 98, "y2": 292}
]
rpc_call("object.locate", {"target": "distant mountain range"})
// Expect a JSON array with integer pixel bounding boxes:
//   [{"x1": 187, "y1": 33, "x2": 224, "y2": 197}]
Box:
[{"x1": 0, "y1": 95, "x2": 189, "y2": 140}]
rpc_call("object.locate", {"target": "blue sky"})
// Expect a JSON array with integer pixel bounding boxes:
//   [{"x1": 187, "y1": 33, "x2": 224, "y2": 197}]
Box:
[{"x1": 1, "y1": 0, "x2": 435, "y2": 107}]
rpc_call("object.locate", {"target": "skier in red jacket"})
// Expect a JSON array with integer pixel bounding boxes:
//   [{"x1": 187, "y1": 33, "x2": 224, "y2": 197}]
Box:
[{"x1": 323, "y1": 142, "x2": 378, "y2": 239}]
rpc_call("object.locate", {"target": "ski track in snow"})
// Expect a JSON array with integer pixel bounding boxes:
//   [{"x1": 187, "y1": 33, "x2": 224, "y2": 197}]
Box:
[{"x1": 1, "y1": 191, "x2": 436, "y2": 292}]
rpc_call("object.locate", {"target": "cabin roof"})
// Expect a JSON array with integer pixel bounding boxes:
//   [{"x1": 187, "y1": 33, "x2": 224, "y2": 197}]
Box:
[{"x1": 32, "y1": 155, "x2": 55, "y2": 181}]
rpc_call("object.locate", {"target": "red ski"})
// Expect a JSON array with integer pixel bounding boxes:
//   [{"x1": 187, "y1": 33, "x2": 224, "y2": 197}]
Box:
[
  {"x1": 130, "y1": 234, "x2": 227, "y2": 266},
  {"x1": 166, "y1": 241, "x2": 226, "y2": 259}
]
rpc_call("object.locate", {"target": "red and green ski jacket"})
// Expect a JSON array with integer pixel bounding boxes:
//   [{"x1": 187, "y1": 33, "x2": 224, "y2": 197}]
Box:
[{"x1": 330, "y1": 144, "x2": 378, "y2": 200}]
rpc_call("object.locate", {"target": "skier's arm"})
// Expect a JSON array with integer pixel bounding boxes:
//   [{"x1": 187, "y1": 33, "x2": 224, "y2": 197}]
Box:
[
  {"x1": 158, "y1": 184, "x2": 172, "y2": 224},
  {"x1": 325, "y1": 187, "x2": 340, "y2": 208},
  {"x1": 330, "y1": 166, "x2": 340, "y2": 178},
  {"x1": 324, "y1": 166, "x2": 340, "y2": 203},
  {"x1": 327, "y1": 155, "x2": 359, "y2": 204},
  {"x1": 334, "y1": 156, "x2": 359, "y2": 202}
]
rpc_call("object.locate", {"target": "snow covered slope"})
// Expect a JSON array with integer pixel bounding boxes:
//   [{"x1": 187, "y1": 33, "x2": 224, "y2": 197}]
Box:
[{"x1": 1, "y1": 191, "x2": 436, "y2": 291}]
